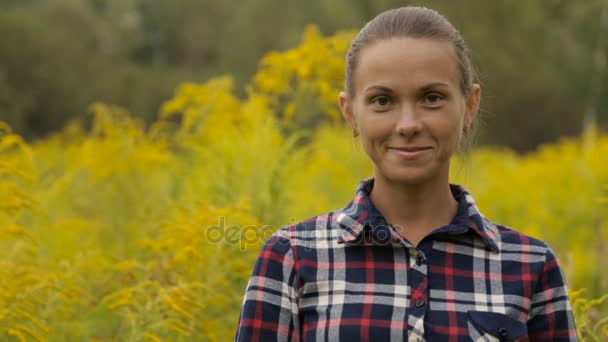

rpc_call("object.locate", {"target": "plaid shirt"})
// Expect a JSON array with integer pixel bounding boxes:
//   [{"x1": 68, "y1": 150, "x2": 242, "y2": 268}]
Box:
[{"x1": 235, "y1": 178, "x2": 577, "y2": 341}]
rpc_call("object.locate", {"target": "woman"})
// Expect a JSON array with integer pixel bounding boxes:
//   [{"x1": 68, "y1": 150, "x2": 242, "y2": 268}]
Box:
[{"x1": 236, "y1": 7, "x2": 577, "y2": 341}]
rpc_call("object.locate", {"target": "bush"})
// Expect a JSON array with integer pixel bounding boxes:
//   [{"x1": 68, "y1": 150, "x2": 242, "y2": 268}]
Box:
[{"x1": 1, "y1": 27, "x2": 606, "y2": 341}]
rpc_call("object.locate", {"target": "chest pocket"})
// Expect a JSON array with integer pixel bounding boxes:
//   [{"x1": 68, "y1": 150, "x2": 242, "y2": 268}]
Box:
[{"x1": 467, "y1": 311, "x2": 528, "y2": 341}]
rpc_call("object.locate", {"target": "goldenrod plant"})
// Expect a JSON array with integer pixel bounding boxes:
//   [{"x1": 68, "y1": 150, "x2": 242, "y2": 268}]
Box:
[{"x1": 0, "y1": 26, "x2": 606, "y2": 341}]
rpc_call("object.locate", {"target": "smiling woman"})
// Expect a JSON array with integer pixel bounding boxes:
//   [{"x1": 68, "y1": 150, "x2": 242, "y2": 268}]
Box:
[
  {"x1": 339, "y1": 36, "x2": 480, "y2": 246},
  {"x1": 236, "y1": 6, "x2": 578, "y2": 342}
]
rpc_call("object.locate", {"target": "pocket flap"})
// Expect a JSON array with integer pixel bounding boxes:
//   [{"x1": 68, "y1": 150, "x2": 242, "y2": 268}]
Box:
[{"x1": 467, "y1": 311, "x2": 527, "y2": 340}]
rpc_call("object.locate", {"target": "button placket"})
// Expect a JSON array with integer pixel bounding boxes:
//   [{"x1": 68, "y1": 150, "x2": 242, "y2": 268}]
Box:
[{"x1": 406, "y1": 247, "x2": 429, "y2": 340}]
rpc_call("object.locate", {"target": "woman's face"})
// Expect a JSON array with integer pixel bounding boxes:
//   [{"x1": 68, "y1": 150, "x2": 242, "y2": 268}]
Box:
[{"x1": 340, "y1": 37, "x2": 480, "y2": 186}]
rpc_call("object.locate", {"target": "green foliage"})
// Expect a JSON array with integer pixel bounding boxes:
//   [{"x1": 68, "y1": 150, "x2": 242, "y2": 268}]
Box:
[
  {"x1": 1, "y1": 27, "x2": 607, "y2": 340},
  {"x1": 1, "y1": 0, "x2": 608, "y2": 150}
]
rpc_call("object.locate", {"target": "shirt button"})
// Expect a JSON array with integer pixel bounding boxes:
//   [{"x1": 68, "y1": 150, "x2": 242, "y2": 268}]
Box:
[
  {"x1": 415, "y1": 299, "x2": 425, "y2": 307},
  {"x1": 498, "y1": 327, "x2": 508, "y2": 337},
  {"x1": 415, "y1": 254, "x2": 425, "y2": 266}
]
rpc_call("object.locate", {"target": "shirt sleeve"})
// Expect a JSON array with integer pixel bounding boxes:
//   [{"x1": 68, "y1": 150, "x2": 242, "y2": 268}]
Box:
[
  {"x1": 235, "y1": 228, "x2": 301, "y2": 342},
  {"x1": 527, "y1": 246, "x2": 578, "y2": 341}
]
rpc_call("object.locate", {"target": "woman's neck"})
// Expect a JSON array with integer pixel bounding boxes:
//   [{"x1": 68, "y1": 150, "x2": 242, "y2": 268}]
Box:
[{"x1": 369, "y1": 172, "x2": 459, "y2": 245}]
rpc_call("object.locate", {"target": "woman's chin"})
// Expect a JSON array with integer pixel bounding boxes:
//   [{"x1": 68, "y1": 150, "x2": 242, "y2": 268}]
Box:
[{"x1": 378, "y1": 168, "x2": 436, "y2": 186}]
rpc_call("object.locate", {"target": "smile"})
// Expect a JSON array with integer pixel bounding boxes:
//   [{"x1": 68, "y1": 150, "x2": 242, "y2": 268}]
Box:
[{"x1": 387, "y1": 146, "x2": 432, "y2": 159}]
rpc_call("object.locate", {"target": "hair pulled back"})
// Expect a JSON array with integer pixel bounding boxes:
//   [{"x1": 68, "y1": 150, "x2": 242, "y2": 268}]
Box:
[{"x1": 345, "y1": 7, "x2": 477, "y2": 98}]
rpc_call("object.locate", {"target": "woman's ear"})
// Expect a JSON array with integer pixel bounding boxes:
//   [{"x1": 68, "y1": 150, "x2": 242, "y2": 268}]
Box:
[
  {"x1": 465, "y1": 84, "x2": 481, "y2": 127},
  {"x1": 339, "y1": 91, "x2": 357, "y2": 132}
]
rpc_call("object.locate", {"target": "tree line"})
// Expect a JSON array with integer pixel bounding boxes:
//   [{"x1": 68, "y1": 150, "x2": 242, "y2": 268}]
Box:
[{"x1": 0, "y1": 0, "x2": 606, "y2": 151}]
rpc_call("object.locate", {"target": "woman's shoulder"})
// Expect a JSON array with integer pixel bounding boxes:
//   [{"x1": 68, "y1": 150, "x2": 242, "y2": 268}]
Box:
[
  {"x1": 262, "y1": 208, "x2": 349, "y2": 250},
  {"x1": 485, "y1": 217, "x2": 561, "y2": 260},
  {"x1": 453, "y1": 184, "x2": 558, "y2": 258}
]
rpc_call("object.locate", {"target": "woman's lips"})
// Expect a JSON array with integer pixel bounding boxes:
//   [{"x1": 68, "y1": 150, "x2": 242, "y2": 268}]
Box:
[{"x1": 388, "y1": 146, "x2": 432, "y2": 159}]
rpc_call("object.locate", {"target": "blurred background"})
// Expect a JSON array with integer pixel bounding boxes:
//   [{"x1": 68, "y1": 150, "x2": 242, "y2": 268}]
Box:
[
  {"x1": 1, "y1": 0, "x2": 607, "y2": 151},
  {"x1": 1, "y1": 0, "x2": 607, "y2": 341}
]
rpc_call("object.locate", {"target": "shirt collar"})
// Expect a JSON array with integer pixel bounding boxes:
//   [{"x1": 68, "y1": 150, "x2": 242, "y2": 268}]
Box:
[{"x1": 335, "y1": 178, "x2": 499, "y2": 253}]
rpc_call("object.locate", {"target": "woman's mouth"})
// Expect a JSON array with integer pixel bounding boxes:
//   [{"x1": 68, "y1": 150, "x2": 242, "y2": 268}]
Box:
[{"x1": 388, "y1": 146, "x2": 432, "y2": 159}]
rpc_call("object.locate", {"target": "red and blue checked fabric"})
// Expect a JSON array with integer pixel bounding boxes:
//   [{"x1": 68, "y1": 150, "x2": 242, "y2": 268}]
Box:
[{"x1": 235, "y1": 178, "x2": 578, "y2": 341}]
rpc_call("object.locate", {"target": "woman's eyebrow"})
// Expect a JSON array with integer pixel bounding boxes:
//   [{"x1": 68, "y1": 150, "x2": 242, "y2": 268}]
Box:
[
  {"x1": 420, "y1": 82, "x2": 449, "y2": 92},
  {"x1": 363, "y1": 85, "x2": 394, "y2": 93},
  {"x1": 364, "y1": 82, "x2": 450, "y2": 94}
]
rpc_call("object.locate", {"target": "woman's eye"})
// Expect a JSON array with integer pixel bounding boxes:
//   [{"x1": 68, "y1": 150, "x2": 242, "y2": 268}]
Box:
[
  {"x1": 371, "y1": 96, "x2": 392, "y2": 107},
  {"x1": 423, "y1": 93, "x2": 444, "y2": 105}
]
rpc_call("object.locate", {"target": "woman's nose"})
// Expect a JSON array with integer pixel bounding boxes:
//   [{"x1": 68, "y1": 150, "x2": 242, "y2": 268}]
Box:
[{"x1": 394, "y1": 104, "x2": 423, "y2": 137}]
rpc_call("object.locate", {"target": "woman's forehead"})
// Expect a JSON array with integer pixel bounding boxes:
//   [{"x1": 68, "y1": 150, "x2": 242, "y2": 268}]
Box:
[{"x1": 355, "y1": 37, "x2": 461, "y2": 91}]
